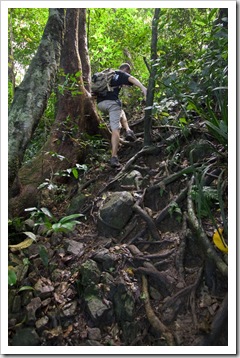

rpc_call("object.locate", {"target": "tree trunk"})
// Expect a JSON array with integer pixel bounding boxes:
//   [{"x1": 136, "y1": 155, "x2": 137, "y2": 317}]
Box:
[
  {"x1": 8, "y1": 9, "x2": 65, "y2": 192},
  {"x1": 144, "y1": 8, "x2": 160, "y2": 147},
  {"x1": 9, "y1": 8, "x2": 105, "y2": 217}
]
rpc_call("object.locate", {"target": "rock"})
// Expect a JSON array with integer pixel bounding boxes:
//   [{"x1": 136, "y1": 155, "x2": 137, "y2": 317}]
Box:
[
  {"x1": 34, "y1": 278, "x2": 54, "y2": 299},
  {"x1": 86, "y1": 296, "x2": 113, "y2": 324},
  {"x1": 11, "y1": 295, "x2": 21, "y2": 313},
  {"x1": 26, "y1": 297, "x2": 42, "y2": 323},
  {"x1": 87, "y1": 327, "x2": 101, "y2": 341},
  {"x1": 92, "y1": 248, "x2": 118, "y2": 271},
  {"x1": 12, "y1": 327, "x2": 40, "y2": 346},
  {"x1": 67, "y1": 193, "x2": 87, "y2": 215},
  {"x1": 80, "y1": 259, "x2": 101, "y2": 286},
  {"x1": 35, "y1": 316, "x2": 49, "y2": 330},
  {"x1": 65, "y1": 239, "x2": 84, "y2": 256},
  {"x1": 61, "y1": 300, "x2": 78, "y2": 317},
  {"x1": 97, "y1": 191, "x2": 134, "y2": 236},
  {"x1": 121, "y1": 170, "x2": 143, "y2": 187},
  {"x1": 113, "y1": 283, "x2": 135, "y2": 322}
]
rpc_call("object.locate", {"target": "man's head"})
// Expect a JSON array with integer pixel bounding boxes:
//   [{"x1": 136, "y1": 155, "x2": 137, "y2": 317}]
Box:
[{"x1": 119, "y1": 63, "x2": 131, "y2": 74}]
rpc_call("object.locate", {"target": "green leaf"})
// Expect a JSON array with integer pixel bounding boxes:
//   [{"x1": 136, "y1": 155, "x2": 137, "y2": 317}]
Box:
[
  {"x1": 8, "y1": 269, "x2": 17, "y2": 286},
  {"x1": 59, "y1": 214, "x2": 84, "y2": 224},
  {"x1": 18, "y1": 286, "x2": 35, "y2": 292},
  {"x1": 72, "y1": 167, "x2": 79, "y2": 179}
]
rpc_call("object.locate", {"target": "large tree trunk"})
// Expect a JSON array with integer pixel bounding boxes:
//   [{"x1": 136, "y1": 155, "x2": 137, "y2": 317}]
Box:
[
  {"x1": 9, "y1": 8, "x2": 104, "y2": 217},
  {"x1": 8, "y1": 9, "x2": 65, "y2": 193}
]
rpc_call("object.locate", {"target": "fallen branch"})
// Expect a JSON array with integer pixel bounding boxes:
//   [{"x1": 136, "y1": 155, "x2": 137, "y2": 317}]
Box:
[{"x1": 142, "y1": 275, "x2": 175, "y2": 345}]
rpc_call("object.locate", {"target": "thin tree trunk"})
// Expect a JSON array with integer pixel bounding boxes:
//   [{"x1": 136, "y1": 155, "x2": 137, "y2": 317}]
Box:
[
  {"x1": 144, "y1": 8, "x2": 160, "y2": 146},
  {"x1": 8, "y1": 9, "x2": 65, "y2": 192},
  {"x1": 79, "y1": 8, "x2": 91, "y2": 92}
]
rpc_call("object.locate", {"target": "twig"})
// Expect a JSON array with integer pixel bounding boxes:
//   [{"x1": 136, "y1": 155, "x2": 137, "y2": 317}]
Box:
[{"x1": 142, "y1": 275, "x2": 175, "y2": 345}]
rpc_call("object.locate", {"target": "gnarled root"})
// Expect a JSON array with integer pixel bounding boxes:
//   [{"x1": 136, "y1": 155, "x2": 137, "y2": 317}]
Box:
[{"x1": 142, "y1": 275, "x2": 175, "y2": 345}]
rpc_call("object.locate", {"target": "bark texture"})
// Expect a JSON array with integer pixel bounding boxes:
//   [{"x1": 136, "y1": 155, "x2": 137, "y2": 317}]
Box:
[{"x1": 8, "y1": 9, "x2": 65, "y2": 192}]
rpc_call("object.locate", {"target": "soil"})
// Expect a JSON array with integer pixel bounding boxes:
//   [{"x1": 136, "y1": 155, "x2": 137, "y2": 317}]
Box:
[{"x1": 8, "y1": 109, "x2": 228, "y2": 347}]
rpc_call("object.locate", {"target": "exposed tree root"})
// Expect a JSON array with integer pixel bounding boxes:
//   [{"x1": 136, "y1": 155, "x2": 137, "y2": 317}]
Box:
[
  {"x1": 132, "y1": 204, "x2": 161, "y2": 241},
  {"x1": 161, "y1": 267, "x2": 203, "y2": 324},
  {"x1": 175, "y1": 212, "x2": 188, "y2": 282},
  {"x1": 155, "y1": 186, "x2": 188, "y2": 225},
  {"x1": 135, "y1": 266, "x2": 173, "y2": 297},
  {"x1": 187, "y1": 177, "x2": 228, "y2": 277},
  {"x1": 97, "y1": 145, "x2": 163, "y2": 195},
  {"x1": 142, "y1": 275, "x2": 175, "y2": 346}
]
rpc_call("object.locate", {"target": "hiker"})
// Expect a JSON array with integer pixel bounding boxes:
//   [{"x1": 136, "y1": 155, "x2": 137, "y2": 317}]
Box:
[{"x1": 96, "y1": 63, "x2": 147, "y2": 168}]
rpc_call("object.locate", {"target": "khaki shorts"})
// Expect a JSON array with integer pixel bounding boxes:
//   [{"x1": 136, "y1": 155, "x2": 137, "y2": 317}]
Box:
[{"x1": 97, "y1": 100, "x2": 124, "y2": 130}]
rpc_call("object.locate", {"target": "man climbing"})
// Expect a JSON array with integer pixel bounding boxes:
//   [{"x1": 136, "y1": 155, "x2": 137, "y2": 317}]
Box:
[{"x1": 96, "y1": 63, "x2": 147, "y2": 168}]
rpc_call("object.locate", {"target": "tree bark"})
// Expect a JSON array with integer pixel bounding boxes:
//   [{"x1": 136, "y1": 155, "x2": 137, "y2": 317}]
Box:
[
  {"x1": 8, "y1": 9, "x2": 65, "y2": 192},
  {"x1": 144, "y1": 8, "x2": 160, "y2": 146}
]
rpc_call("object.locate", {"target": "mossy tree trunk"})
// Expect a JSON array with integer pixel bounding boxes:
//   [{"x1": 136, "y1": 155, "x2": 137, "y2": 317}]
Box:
[
  {"x1": 8, "y1": 9, "x2": 65, "y2": 193},
  {"x1": 9, "y1": 8, "x2": 104, "y2": 217}
]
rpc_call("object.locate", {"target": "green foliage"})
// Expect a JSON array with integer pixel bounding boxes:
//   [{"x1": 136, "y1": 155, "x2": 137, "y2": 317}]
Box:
[
  {"x1": 58, "y1": 69, "x2": 83, "y2": 96},
  {"x1": 168, "y1": 202, "x2": 182, "y2": 223},
  {"x1": 8, "y1": 8, "x2": 49, "y2": 78},
  {"x1": 24, "y1": 207, "x2": 85, "y2": 235}
]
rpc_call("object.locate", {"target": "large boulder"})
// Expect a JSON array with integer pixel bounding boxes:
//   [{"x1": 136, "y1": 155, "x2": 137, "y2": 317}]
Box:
[{"x1": 97, "y1": 191, "x2": 134, "y2": 236}]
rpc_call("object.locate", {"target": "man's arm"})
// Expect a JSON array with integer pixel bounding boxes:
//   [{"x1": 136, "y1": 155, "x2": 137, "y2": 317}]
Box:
[{"x1": 128, "y1": 76, "x2": 147, "y2": 99}]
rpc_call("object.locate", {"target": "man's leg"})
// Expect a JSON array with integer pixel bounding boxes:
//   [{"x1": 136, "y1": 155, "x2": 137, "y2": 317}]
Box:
[
  {"x1": 120, "y1": 110, "x2": 131, "y2": 131},
  {"x1": 111, "y1": 129, "x2": 120, "y2": 158},
  {"x1": 120, "y1": 110, "x2": 136, "y2": 142}
]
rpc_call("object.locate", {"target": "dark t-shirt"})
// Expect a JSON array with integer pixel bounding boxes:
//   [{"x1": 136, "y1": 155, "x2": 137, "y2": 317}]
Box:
[{"x1": 97, "y1": 70, "x2": 133, "y2": 104}]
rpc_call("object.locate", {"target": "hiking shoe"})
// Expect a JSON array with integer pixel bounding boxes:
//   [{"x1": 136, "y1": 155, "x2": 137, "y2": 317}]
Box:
[
  {"x1": 125, "y1": 129, "x2": 137, "y2": 142},
  {"x1": 110, "y1": 156, "x2": 121, "y2": 168}
]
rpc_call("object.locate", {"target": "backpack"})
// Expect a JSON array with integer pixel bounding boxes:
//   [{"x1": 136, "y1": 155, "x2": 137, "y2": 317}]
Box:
[{"x1": 91, "y1": 68, "x2": 116, "y2": 96}]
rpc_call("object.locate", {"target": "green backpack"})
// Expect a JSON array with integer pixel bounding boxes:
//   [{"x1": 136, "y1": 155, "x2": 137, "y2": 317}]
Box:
[{"x1": 91, "y1": 68, "x2": 116, "y2": 96}]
